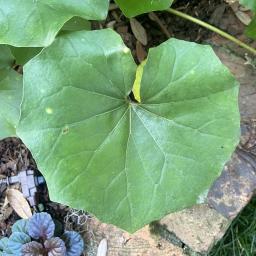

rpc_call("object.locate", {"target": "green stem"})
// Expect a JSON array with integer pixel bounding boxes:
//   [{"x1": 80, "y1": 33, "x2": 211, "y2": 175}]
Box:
[{"x1": 166, "y1": 8, "x2": 256, "y2": 55}]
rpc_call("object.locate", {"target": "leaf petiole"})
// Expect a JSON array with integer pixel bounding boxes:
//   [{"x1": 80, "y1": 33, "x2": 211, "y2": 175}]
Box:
[{"x1": 166, "y1": 8, "x2": 256, "y2": 55}]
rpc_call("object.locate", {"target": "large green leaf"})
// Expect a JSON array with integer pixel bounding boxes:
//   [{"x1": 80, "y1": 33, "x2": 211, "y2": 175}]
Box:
[
  {"x1": 0, "y1": 0, "x2": 108, "y2": 47},
  {"x1": 17, "y1": 30, "x2": 240, "y2": 232},
  {"x1": 115, "y1": 0, "x2": 173, "y2": 17},
  {"x1": 0, "y1": 46, "x2": 22, "y2": 139},
  {"x1": 240, "y1": 0, "x2": 256, "y2": 11}
]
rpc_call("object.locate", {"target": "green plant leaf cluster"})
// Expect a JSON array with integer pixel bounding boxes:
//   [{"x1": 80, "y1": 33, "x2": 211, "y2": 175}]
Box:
[
  {"x1": 0, "y1": 1, "x2": 178, "y2": 47},
  {"x1": 0, "y1": 46, "x2": 22, "y2": 139},
  {"x1": 0, "y1": 1, "x2": 241, "y2": 233},
  {"x1": 17, "y1": 29, "x2": 240, "y2": 232},
  {"x1": 0, "y1": 213, "x2": 84, "y2": 256}
]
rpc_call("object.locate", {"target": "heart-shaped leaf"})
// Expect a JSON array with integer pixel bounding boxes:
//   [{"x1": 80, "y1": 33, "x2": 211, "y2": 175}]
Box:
[
  {"x1": 17, "y1": 29, "x2": 240, "y2": 232},
  {"x1": 115, "y1": 0, "x2": 173, "y2": 17},
  {"x1": 21, "y1": 241, "x2": 43, "y2": 256},
  {"x1": 0, "y1": 0, "x2": 108, "y2": 47},
  {"x1": 44, "y1": 238, "x2": 66, "y2": 256},
  {"x1": 62, "y1": 231, "x2": 84, "y2": 256},
  {"x1": 8, "y1": 232, "x2": 31, "y2": 255},
  {"x1": 12, "y1": 220, "x2": 29, "y2": 234},
  {"x1": 28, "y1": 213, "x2": 55, "y2": 240},
  {"x1": 0, "y1": 46, "x2": 22, "y2": 139}
]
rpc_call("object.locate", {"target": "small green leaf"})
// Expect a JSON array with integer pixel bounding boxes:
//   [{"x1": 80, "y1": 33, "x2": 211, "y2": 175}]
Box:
[
  {"x1": 0, "y1": 237, "x2": 13, "y2": 255},
  {"x1": 17, "y1": 30, "x2": 240, "y2": 232},
  {"x1": 0, "y1": 0, "x2": 108, "y2": 47},
  {"x1": 0, "y1": 46, "x2": 22, "y2": 139},
  {"x1": 115, "y1": 0, "x2": 173, "y2": 17},
  {"x1": 240, "y1": 0, "x2": 256, "y2": 11},
  {"x1": 0, "y1": 238, "x2": 9, "y2": 252},
  {"x1": 10, "y1": 47, "x2": 42, "y2": 66},
  {"x1": 8, "y1": 232, "x2": 31, "y2": 254},
  {"x1": 12, "y1": 219, "x2": 29, "y2": 234},
  {"x1": 246, "y1": 16, "x2": 256, "y2": 39}
]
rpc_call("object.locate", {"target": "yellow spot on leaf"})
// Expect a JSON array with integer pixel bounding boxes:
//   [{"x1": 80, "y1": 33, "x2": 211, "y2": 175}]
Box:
[
  {"x1": 123, "y1": 47, "x2": 130, "y2": 54},
  {"x1": 45, "y1": 108, "x2": 53, "y2": 114}
]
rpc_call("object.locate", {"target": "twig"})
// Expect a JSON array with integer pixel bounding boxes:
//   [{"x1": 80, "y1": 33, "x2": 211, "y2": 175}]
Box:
[{"x1": 148, "y1": 12, "x2": 172, "y2": 38}]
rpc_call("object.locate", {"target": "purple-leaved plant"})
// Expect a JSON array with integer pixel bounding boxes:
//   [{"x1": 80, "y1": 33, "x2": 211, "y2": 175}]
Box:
[{"x1": 0, "y1": 212, "x2": 84, "y2": 256}]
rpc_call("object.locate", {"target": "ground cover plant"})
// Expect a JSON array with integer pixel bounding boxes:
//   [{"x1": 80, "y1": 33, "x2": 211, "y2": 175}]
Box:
[
  {"x1": 0, "y1": 212, "x2": 84, "y2": 256},
  {"x1": 0, "y1": 0, "x2": 254, "y2": 238}
]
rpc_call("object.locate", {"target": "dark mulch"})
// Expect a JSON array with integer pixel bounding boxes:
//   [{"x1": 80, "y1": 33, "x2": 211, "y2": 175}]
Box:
[{"x1": 0, "y1": 138, "x2": 69, "y2": 237}]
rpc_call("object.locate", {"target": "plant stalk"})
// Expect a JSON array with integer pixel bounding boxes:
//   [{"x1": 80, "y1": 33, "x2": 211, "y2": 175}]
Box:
[{"x1": 166, "y1": 8, "x2": 256, "y2": 55}]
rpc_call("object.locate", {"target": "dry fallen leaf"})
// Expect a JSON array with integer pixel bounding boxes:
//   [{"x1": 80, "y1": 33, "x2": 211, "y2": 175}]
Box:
[
  {"x1": 234, "y1": 10, "x2": 252, "y2": 25},
  {"x1": 148, "y1": 12, "x2": 171, "y2": 38},
  {"x1": 229, "y1": 2, "x2": 252, "y2": 25},
  {"x1": 97, "y1": 238, "x2": 108, "y2": 256},
  {"x1": 106, "y1": 20, "x2": 116, "y2": 29},
  {"x1": 6, "y1": 188, "x2": 32, "y2": 219},
  {"x1": 3, "y1": 196, "x2": 9, "y2": 208},
  {"x1": 130, "y1": 18, "x2": 148, "y2": 46}
]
